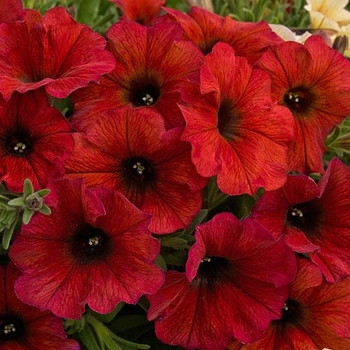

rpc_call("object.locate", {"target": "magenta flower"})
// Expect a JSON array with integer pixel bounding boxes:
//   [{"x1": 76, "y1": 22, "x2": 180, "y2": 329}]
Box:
[
  {"x1": 0, "y1": 7, "x2": 116, "y2": 100},
  {"x1": 147, "y1": 213, "x2": 296, "y2": 350},
  {"x1": 0, "y1": 90, "x2": 73, "y2": 192},
  {"x1": 252, "y1": 157, "x2": 350, "y2": 283},
  {"x1": 9, "y1": 179, "x2": 164, "y2": 319},
  {"x1": 0, "y1": 262, "x2": 79, "y2": 349}
]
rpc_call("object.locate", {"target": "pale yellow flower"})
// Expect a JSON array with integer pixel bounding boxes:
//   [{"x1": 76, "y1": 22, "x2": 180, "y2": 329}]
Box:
[
  {"x1": 269, "y1": 24, "x2": 312, "y2": 43},
  {"x1": 305, "y1": 0, "x2": 350, "y2": 30}
]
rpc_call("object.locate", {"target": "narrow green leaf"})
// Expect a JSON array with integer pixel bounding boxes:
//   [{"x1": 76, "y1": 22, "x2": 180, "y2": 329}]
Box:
[
  {"x1": 36, "y1": 189, "x2": 51, "y2": 198},
  {"x1": 2, "y1": 218, "x2": 18, "y2": 250},
  {"x1": 78, "y1": 324, "x2": 101, "y2": 350},
  {"x1": 22, "y1": 208, "x2": 34, "y2": 225},
  {"x1": 23, "y1": 179, "x2": 34, "y2": 197},
  {"x1": 39, "y1": 205, "x2": 51, "y2": 216},
  {"x1": 92, "y1": 302, "x2": 125, "y2": 324},
  {"x1": 8, "y1": 198, "x2": 25, "y2": 207}
]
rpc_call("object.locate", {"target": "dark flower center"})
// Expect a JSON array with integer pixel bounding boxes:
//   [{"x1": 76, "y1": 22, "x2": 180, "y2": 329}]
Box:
[
  {"x1": 201, "y1": 40, "x2": 219, "y2": 55},
  {"x1": 279, "y1": 299, "x2": 304, "y2": 325},
  {"x1": 129, "y1": 77, "x2": 160, "y2": 107},
  {"x1": 0, "y1": 314, "x2": 26, "y2": 342},
  {"x1": 120, "y1": 156, "x2": 156, "y2": 192},
  {"x1": 4, "y1": 131, "x2": 32, "y2": 156},
  {"x1": 194, "y1": 256, "x2": 230, "y2": 290},
  {"x1": 286, "y1": 202, "x2": 321, "y2": 238},
  {"x1": 283, "y1": 87, "x2": 313, "y2": 114},
  {"x1": 217, "y1": 99, "x2": 239, "y2": 141},
  {"x1": 71, "y1": 224, "x2": 110, "y2": 265}
]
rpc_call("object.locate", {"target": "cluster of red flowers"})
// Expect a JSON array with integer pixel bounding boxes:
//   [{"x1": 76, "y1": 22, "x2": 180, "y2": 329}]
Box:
[{"x1": 1, "y1": 0, "x2": 350, "y2": 349}]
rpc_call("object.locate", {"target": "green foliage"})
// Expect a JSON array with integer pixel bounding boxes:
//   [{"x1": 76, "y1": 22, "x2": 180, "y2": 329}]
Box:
[
  {"x1": 212, "y1": 0, "x2": 310, "y2": 26},
  {"x1": 325, "y1": 116, "x2": 350, "y2": 166},
  {"x1": 22, "y1": 0, "x2": 119, "y2": 35},
  {"x1": 66, "y1": 309, "x2": 151, "y2": 350},
  {"x1": 0, "y1": 179, "x2": 51, "y2": 250}
]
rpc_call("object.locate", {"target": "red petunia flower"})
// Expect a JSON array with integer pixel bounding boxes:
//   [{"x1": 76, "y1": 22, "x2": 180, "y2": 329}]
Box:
[
  {"x1": 70, "y1": 20, "x2": 203, "y2": 131},
  {"x1": 9, "y1": 179, "x2": 164, "y2": 319},
  {"x1": 0, "y1": 90, "x2": 73, "y2": 192},
  {"x1": 0, "y1": 7, "x2": 116, "y2": 100},
  {"x1": 180, "y1": 42, "x2": 294, "y2": 196},
  {"x1": 147, "y1": 213, "x2": 297, "y2": 350},
  {"x1": 110, "y1": 0, "x2": 165, "y2": 25},
  {"x1": 229, "y1": 257, "x2": 350, "y2": 349},
  {"x1": 161, "y1": 6, "x2": 283, "y2": 63},
  {"x1": 256, "y1": 35, "x2": 350, "y2": 174},
  {"x1": 252, "y1": 157, "x2": 350, "y2": 283},
  {"x1": 0, "y1": 261, "x2": 79, "y2": 350},
  {"x1": 65, "y1": 108, "x2": 207, "y2": 234},
  {"x1": 0, "y1": 0, "x2": 24, "y2": 22}
]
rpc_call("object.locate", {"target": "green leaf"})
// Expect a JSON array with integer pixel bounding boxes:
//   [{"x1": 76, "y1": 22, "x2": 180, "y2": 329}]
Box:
[
  {"x1": 22, "y1": 207, "x2": 35, "y2": 225},
  {"x1": 155, "y1": 253, "x2": 167, "y2": 271},
  {"x1": 160, "y1": 236, "x2": 189, "y2": 250},
  {"x1": 92, "y1": 302, "x2": 125, "y2": 324},
  {"x1": 8, "y1": 198, "x2": 25, "y2": 207},
  {"x1": 137, "y1": 296, "x2": 150, "y2": 312},
  {"x1": 112, "y1": 314, "x2": 149, "y2": 333},
  {"x1": 36, "y1": 189, "x2": 51, "y2": 198},
  {"x1": 39, "y1": 204, "x2": 51, "y2": 216},
  {"x1": 76, "y1": 0, "x2": 101, "y2": 25},
  {"x1": 23, "y1": 179, "x2": 34, "y2": 197},
  {"x1": 2, "y1": 217, "x2": 18, "y2": 250},
  {"x1": 78, "y1": 323, "x2": 102, "y2": 350}
]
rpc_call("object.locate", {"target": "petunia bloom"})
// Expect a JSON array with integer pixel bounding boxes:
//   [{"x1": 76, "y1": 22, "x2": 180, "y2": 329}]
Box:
[
  {"x1": 0, "y1": 0, "x2": 24, "y2": 22},
  {"x1": 252, "y1": 157, "x2": 350, "y2": 283},
  {"x1": 180, "y1": 42, "x2": 294, "y2": 196},
  {"x1": 70, "y1": 20, "x2": 203, "y2": 131},
  {"x1": 229, "y1": 257, "x2": 350, "y2": 349},
  {"x1": 305, "y1": 0, "x2": 350, "y2": 31},
  {"x1": 65, "y1": 108, "x2": 208, "y2": 234},
  {"x1": 110, "y1": 0, "x2": 165, "y2": 25},
  {"x1": 0, "y1": 261, "x2": 79, "y2": 350},
  {"x1": 147, "y1": 213, "x2": 296, "y2": 350},
  {"x1": 0, "y1": 90, "x2": 73, "y2": 192},
  {"x1": 9, "y1": 179, "x2": 164, "y2": 319},
  {"x1": 161, "y1": 6, "x2": 283, "y2": 63},
  {"x1": 256, "y1": 35, "x2": 350, "y2": 174},
  {"x1": 0, "y1": 7, "x2": 116, "y2": 100}
]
